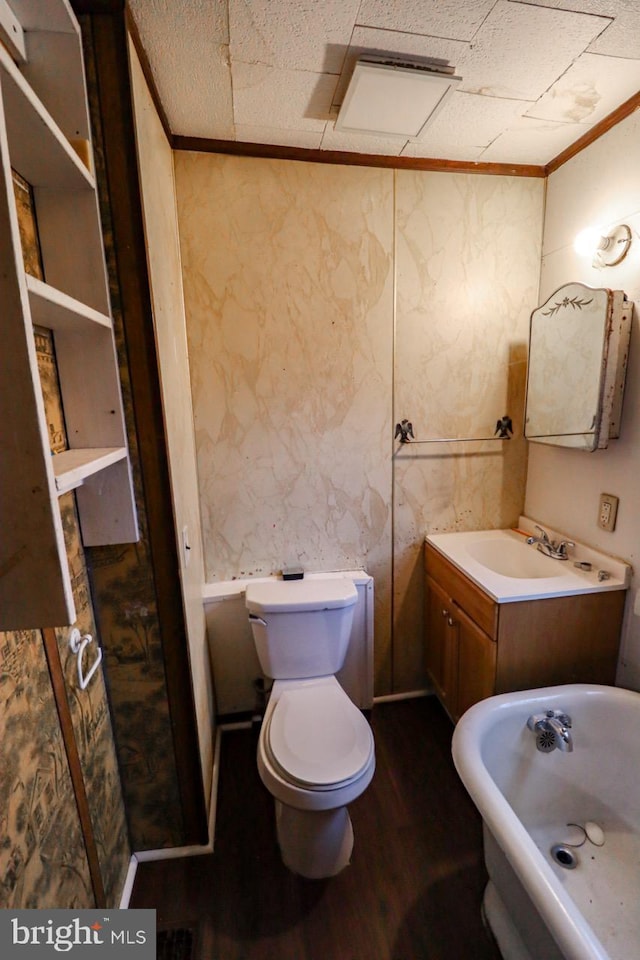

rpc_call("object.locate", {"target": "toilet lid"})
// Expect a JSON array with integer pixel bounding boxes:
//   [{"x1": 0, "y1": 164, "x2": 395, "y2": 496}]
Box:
[{"x1": 268, "y1": 684, "x2": 373, "y2": 788}]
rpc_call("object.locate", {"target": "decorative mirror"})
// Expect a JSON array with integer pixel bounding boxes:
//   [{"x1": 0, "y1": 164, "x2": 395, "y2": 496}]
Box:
[{"x1": 524, "y1": 282, "x2": 633, "y2": 451}]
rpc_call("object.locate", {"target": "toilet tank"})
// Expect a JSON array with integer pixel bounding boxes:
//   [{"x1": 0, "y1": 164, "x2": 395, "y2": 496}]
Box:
[{"x1": 245, "y1": 578, "x2": 358, "y2": 680}]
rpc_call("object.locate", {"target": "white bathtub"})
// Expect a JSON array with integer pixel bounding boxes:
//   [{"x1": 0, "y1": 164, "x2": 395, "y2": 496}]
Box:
[{"x1": 452, "y1": 684, "x2": 640, "y2": 960}]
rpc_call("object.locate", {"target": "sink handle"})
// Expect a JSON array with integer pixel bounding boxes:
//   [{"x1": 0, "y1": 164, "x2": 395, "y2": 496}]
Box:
[{"x1": 555, "y1": 539, "x2": 575, "y2": 558}]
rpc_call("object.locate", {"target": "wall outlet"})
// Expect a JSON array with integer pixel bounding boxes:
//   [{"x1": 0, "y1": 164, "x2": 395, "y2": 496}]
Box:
[{"x1": 598, "y1": 493, "x2": 619, "y2": 532}]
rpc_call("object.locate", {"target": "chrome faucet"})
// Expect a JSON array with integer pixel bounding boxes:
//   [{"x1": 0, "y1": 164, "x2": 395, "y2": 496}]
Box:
[
  {"x1": 526, "y1": 525, "x2": 575, "y2": 560},
  {"x1": 527, "y1": 710, "x2": 573, "y2": 753}
]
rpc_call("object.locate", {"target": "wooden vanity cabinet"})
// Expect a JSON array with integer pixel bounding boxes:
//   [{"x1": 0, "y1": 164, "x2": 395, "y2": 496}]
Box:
[{"x1": 425, "y1": 543, "x2": 626, "y2": 723}]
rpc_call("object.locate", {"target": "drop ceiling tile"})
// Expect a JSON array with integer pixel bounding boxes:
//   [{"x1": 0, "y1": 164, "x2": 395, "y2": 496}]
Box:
[
  {"x1": 128, "y1": 1, "x2": 234, "y2": 138},
  {"x1": 235, "y1": 124, "x2": 324, "y2": 149},
  {"x1": 356, "y1": 0, "x2": 497, "y2": 43},
  {"x1": 233, "y1": 62, "x2": 337, "y2": 131},
  {"x1": 459, "y1": 0, "x2": 612, "y2": 101},
  {"x1": 129, "y1": 0, "x2": 229, "y2": 45},
  {"x1": 587, "y1": 10, "x2": 640, "y2": 58},
  {"x1": 481, "y1": 116, "x2": 589, "y2": 164},
  {"x1": 320, "y1": 123, "x2": 407, "y2": 155},
  {"x1": 509, "y1": 0, "x2": 620, "y2": 14},
  {"x1": 526, "y1": 52, "x2": 640, "y2": 125},
  {"x1": 171, "y1": 54, "x2": 235, "y2": 140},
  {"x1": 229, "y1": 0, "x2": 360, "y2": 73},
  {"x1": 333, "y1": 25, "x2": 469, "y2": 105},
  {"x1": 416, "y1": 91, "x2": 528, "y2": 151},
  {"x1": 401, "y1": 140, "x2": 485, "y2": 162}
]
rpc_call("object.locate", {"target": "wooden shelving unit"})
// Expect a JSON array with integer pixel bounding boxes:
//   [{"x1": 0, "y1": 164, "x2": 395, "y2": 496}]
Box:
[{"x1": 0, "y1": 0, "x2": 137, "y2": 630}]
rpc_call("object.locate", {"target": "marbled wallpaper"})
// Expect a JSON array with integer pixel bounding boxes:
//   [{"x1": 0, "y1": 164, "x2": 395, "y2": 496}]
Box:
[
  {"x1": 175, "y1": 153, "x2": 395, "y2": 690},
  {"x1": 174, "y1": 154, "x2": 544, "y2": 694}
]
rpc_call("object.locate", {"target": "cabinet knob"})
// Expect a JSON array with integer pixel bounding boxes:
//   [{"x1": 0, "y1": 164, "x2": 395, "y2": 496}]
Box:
[
  {"x1": 441, "y1": 608, "x2": 448, "y2": 617},
  {"x1": 447, "y1": 616, "x2": 456, "y2": 627}
]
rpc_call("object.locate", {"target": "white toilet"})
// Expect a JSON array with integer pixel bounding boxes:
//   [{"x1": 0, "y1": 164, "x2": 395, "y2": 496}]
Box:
[{"x1": 245, "y1": 577, "x2": 375, "y2": 879}]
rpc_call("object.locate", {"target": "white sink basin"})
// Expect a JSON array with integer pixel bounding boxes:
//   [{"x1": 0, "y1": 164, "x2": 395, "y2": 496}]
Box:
[
  {"x1": 426, "y1": 520, "x2": 631, "y2": 602},
  {"x1": 465, "y1": 538, "x2": 565, "y2": 580}
]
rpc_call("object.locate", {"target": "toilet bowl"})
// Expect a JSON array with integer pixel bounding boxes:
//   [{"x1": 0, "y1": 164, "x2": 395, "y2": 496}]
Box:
[
  {"x1": 245, "y1": 577, "x2": 376, "y2": 878},
  {"x1": 257, "y1": 676, "x2": 375, "y2": 877}
]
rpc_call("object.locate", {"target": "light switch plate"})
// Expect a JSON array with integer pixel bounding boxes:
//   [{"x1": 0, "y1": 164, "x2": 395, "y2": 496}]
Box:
[{"x1": 598, "y1": 493, "x2": 619, "y2": 532}]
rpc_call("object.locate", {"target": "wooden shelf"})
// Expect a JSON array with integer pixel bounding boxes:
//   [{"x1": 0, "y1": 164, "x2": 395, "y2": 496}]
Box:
[
  {"x1": 0, "y1": 0, "x2": 138, "y2": 630},
  {"x1": 0, "y1": 43, "x2": 93, "y2": 190},
  {"x1": 27, "y1": 274, "x2": 112, "y2": 331},
  {"x1": 53, "y1": 447, "x2": 127, "y2": 494},
  {"x1": 0, "y1": 1, "x2": 26, "y2": 62}
]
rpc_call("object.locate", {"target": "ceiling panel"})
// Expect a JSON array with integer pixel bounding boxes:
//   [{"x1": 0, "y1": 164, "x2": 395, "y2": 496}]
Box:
[
  {"x1": 236, "y1": 123, "x2": 324, "y2": 149},
  {"x1": 586, "y1": 9, "x2": 640, "y2": 57},
  {"x1": 481, "y1": 116, "x2": 589, "y2": 163},
  {"x1": 129, "y1": 0, "x2": 640, "y2": 167},
  {"x1": 232, "y1": 62, "x2": 337, "y2": 131},
  {"x1": 526, "y1": 53, "x2": 640, "y2": 125},
  {"x1": 356, "y1": 0, "x2": 498, "y2": 43},
  {"x1": 320, "y1": 123, "x2": 407, "y2": 156},
  {"x1": 458, "y1": 1, "x2": 611, "y2": 100},
  {"x1": 228, "y1": 0, "x2": 360, "y2": 73},
  {"x1": 404, "y1": 91, "x2": 530, "y2": 156}
]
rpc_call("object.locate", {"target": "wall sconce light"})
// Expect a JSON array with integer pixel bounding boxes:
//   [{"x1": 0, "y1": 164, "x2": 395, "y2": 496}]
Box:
[{"x1": 574, "y1": 224, "x2": 632, "y2": 268}]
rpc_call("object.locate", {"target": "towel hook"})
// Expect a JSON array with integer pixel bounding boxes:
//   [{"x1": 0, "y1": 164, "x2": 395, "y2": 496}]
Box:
[{"x1": 69, "y1": 628, "x2": 103, "y2": 690}]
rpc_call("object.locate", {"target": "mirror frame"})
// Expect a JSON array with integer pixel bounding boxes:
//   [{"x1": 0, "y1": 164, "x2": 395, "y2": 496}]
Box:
[{"x1": 524, "y1": 282, "x2": 633, "y2": 451}]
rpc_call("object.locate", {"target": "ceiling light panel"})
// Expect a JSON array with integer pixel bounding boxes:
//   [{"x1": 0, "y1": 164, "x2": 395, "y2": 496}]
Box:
[{"x1": 336, "y1": 58, "x2": 461, "y2": 141}]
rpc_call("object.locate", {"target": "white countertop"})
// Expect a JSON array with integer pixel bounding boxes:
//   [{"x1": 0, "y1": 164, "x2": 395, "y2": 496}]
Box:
[{"x1": 426, "y1": 519, "x2": 631, "y2": 603}]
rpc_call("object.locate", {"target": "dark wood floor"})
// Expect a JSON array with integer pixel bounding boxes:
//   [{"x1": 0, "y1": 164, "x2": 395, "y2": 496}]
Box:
[{"x1": 131, "y1": 695, "x2": 501, "y2": 960}]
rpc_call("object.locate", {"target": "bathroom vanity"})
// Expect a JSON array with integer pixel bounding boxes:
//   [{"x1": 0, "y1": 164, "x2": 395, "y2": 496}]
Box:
[{"x1": 424, "y1": 525, "x2": 629, "y2": 723}]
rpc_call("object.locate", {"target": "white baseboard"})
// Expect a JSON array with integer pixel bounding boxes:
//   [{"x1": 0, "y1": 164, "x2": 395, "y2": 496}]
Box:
[
  {"x1": 374, "y1": 689, "x2": 432, "y2": 704},
  {"x1": 119, "y1": 726, "x2": 223, "y2": 905},
  {"x1": 118, "y1": 855, "x2": 138, "y2": 909}
]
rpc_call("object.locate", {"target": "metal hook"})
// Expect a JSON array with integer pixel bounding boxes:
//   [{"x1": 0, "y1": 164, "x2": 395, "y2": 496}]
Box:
[
  {"x1": 69, "y1": 628, "x2": 103, "y2": 690},
  {"x1": 394, "y1": 419, "x2": 414, "y2": 443}
]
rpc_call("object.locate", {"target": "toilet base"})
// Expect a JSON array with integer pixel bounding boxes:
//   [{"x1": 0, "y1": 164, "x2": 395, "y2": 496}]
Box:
[{"x1": 275, "y1": 800, "x2": 354, "y2": 879}]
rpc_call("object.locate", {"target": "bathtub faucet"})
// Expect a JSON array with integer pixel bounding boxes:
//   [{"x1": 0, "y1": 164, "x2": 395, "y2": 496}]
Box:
[{"x1": 527, "y1": 710, "x2": 573, "y2": 753}]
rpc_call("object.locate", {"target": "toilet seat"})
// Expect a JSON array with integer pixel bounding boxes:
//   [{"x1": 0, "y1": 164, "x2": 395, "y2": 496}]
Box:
[{"x1": 264, "y1": 681, "x2": 374, "y2": 791}]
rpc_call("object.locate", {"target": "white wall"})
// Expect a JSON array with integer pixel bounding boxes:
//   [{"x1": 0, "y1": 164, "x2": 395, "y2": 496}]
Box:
[
  {"x1": 128, "y1": 40, "x2": 216, "y2": 798},
  {"x1": 525, "y1": 109, "x2": 640, "y2": 690}
]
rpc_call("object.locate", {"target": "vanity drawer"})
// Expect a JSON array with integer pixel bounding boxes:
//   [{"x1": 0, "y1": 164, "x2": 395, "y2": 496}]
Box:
[{"x1": 425, "y1": 545, "x2": 497, "y2": 638}]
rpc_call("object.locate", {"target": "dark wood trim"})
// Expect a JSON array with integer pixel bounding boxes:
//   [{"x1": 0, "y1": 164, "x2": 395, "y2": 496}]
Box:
[
  {"x1": 71, "y1": 0, "x2": 124, "y2": 12},
  {"x1": 42, "y1": 628, "x2": 107, "y2": 908},
  {"x1": 77, "y1": 7, "x2": 208, "y2": 846},
  {"x1": 125, "y1": 5, "x2": 172, "y2": 145},
  {"x1": 546, "y1": 89, "x2": 640, "y2": 174},
  {"x1": 172, "y1": 135, "x2": 546, "y2": 177}
]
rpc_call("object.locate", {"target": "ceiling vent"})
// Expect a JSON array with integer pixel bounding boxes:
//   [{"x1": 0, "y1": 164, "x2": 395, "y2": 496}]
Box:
[{"x1": 335, "y1": 56, "x2": 461, "y2": 141}]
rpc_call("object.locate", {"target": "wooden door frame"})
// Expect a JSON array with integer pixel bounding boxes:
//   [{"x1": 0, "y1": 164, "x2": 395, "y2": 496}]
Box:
[{"x1": 71, "y1": 0, "x2": 208, "y2": 846}]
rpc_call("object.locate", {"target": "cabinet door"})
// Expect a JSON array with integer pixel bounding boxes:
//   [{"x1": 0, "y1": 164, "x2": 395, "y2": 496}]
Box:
[
  {"x1": 452, "y1": 600, "x2": 496, "y2": 720},
  {"x1": 425, "y1": 575, "x2": 458, "y2": 715}
]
